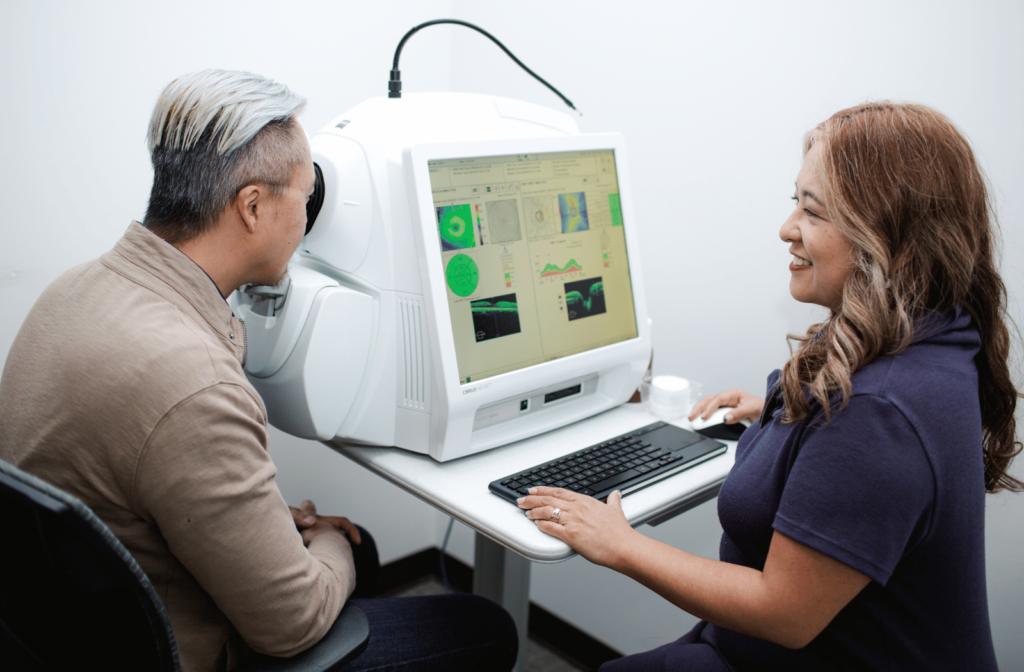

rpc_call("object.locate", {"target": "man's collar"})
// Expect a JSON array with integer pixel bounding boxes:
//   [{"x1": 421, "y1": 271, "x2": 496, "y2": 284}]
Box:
[{"x1": 107, "y1": 223, "x2": 245, "y2": 363}]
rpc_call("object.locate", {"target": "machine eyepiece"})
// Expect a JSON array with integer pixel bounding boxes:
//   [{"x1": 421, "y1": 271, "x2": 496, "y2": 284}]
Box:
[{"x1": 306, "y1": 162, "x2": 325, "y2": 235}]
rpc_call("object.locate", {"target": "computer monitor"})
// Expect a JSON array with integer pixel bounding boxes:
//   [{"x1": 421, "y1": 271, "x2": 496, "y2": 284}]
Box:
[
  {"x1": 232, "y1": 93, "x2": 651, "y2": 461},
  {"x1": 425, "y1": 148, "x2": 638, "y2": 385}
]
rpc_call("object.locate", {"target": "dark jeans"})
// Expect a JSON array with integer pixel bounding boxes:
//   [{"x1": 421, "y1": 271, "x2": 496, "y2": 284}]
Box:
[
  {"x1": 343, "y1": 527, "x2": 518, "y2": 672},
  {"x1": 598, "y1": 622, "x2": 729, "y2": 672}
]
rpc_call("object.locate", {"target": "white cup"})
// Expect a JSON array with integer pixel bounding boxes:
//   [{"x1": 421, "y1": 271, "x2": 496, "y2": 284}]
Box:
[{"x1": 647, "y1": 375, "x2": 691, "y2": 421}]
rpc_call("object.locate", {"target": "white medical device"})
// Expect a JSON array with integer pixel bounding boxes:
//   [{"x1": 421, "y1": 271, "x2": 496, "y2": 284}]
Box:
[{"x1": 231, "y1": 92, "x2": 651, "y2": 461}]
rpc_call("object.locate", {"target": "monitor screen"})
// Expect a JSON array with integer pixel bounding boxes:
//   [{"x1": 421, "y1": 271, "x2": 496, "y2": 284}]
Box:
[{"x1": 428, "y1": 149, "x2": 639, "y2": 384}]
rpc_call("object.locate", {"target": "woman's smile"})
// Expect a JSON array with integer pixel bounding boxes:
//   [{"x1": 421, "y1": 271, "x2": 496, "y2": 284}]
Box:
[
  {"x1": 779, "y1": 144, "x2": 856, "y2": 311},
  {"x1": 790, "y1": 254, "x2": 812, "y2": 270}
]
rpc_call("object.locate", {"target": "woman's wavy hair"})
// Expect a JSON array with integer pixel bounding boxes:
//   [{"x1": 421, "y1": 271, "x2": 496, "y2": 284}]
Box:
[{"x1": 780, "y1": 101, "x2": 1022, "y2": 493}]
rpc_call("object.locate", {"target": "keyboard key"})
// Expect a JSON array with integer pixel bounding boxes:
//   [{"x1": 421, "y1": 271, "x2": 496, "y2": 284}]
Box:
[{"x1": 590, "y1": 469, "x2": 642, "y2": 493}]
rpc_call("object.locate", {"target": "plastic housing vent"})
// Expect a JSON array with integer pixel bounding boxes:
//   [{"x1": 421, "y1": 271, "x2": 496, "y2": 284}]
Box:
[{"x1": 399, "y1": 295, "x2": 427, "y2": 410}]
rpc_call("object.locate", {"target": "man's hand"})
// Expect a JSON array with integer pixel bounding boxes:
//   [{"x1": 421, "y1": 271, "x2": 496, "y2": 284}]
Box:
[{"x1": 289, "y1": 499, "x2": 362, "y2": 545}]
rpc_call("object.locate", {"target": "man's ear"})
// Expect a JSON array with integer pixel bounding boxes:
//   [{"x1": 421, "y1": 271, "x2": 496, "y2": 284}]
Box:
[{"x1": 234, "y1": 184, "x2": 262, "y2": 235}]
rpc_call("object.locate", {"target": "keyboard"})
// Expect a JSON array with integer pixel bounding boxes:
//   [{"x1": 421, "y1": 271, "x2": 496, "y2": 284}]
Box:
[{"x1": 488, "y1": 421, "x2": 728, "y2": 503}]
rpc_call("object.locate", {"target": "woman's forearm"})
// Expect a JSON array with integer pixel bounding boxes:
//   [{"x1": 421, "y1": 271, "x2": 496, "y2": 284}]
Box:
[
  {"x1": 520, "y1": 488, "x2": 871, "y2": 649},
  {"x1": 609, "y1": 532, "x2": 804, "y2": 647},
  {"x1": 609, "y1": 528, "x2": 868, "y2": 649}
]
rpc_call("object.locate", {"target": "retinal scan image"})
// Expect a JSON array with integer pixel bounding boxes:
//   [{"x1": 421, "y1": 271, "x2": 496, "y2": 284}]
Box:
[
  {"x1": 558, "y1": 191, "x2": 589, "y2": 233},
  {"x1": 564, "y1": 277, "x2": 605, "y2": 321},
  {"x1": 437, "y1": 204, "x2": 476, "y2": 251},
  {"x1": 472, "y1": 293, "x2": 522, "y2": 342}
]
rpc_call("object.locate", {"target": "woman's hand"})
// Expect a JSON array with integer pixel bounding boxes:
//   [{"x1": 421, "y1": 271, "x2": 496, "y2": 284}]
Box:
[
  {"x1": 690, "y1": 389, "x2": 764, "y2": 424},
  {"x1": 517, "y1": 487, "x2": 639, "y2": 569}
]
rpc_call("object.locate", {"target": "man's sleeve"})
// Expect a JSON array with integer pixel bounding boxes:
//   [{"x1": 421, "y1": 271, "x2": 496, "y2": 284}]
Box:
[
  {"x1": 773, "y1": 394, "x2": 934, "y2": 585},
  {"x1": 133, "y1": 383, "x2": 356, "y2": 656}
]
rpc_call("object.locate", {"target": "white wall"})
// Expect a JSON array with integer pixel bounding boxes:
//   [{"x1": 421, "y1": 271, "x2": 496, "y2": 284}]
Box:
[
  {"x1": 2, "y1": 0, "x2": 1022, "y2": 666},
  {"x1": 443, "y1": 1, "x2": 1024, "y2": 664}
]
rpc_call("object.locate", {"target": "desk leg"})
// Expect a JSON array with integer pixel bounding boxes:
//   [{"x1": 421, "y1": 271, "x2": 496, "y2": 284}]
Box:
[{"x1": 473, "y1": 532, "x2": 532, "y2": 670}]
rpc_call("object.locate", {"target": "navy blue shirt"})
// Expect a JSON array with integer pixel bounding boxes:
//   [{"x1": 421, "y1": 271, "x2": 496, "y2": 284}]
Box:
[{"x1": 698, "y1": 308, "x2": 997, "y2": 670}]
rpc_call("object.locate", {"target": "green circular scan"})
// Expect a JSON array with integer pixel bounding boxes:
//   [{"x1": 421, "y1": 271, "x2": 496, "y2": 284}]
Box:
[
  {"x1": 448, "y1": 215, "x2": 465, "y2": 238},
  {"x1": 445, "y1": 254, "x2": 479, "y2": 297}
]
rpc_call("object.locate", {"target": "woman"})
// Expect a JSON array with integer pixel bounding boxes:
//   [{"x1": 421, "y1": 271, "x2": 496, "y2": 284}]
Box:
[{"x1": 518, "y1": 102, "x2": 1022, "y2": 671}]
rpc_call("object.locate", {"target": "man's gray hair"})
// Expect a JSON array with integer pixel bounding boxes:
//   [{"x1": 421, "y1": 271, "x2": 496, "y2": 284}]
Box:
[{"x1": 143, "y1": 69, "x2": 308, "y2": 244}]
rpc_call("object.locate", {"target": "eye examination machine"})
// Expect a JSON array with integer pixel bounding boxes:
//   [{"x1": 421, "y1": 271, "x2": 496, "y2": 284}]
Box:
[{"x1": 232, "y1": 26, "x2": 652, "y2": 461}]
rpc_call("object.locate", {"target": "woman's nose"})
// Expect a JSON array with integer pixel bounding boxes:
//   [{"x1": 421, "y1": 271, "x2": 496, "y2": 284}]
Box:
[{"x1": 779, "y1": 214, "x2": 800, "y2": 244}]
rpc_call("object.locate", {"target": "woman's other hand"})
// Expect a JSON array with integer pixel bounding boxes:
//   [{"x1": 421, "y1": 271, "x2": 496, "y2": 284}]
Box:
[
  {"x1": 690, "y1": 389, "x2": 764, "y2": 424},
  {"x1": 518, "y1": 487, "x2": 639, "y2": 569}
]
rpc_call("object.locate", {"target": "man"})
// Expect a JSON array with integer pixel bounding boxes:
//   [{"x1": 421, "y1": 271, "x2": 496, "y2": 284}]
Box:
[{"x1": 0, "y1": 70, "x2": 516, "y2": 672}]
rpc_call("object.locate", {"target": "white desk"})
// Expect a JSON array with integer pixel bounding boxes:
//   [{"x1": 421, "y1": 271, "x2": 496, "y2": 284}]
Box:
[{"x1": 327, "y1": 403, "x2": 737, "y2": 664}]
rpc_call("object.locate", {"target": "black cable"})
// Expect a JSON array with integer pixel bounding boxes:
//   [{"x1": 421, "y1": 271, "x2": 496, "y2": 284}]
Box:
[{"x1": 388, "y1": 19, "x2": 576, "y2": 112}]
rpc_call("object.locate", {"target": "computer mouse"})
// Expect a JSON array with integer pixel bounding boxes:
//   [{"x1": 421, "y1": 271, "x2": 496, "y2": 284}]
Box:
[{"x1": 690, "y1": 407, "x2": 748, "y2": 441}]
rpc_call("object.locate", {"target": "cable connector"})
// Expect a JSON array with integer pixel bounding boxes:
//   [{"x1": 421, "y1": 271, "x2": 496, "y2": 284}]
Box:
[{"x1": 388, "y1": 69, "x2": 402, "y2": 99}]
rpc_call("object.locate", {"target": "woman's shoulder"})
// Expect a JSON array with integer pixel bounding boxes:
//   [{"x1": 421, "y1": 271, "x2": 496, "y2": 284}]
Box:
[
  {"x1": 852, "y1": 308, "x2": 980, "y2": 403},
  {"x1": 842, "y1": 314, "x2": 984, "y2": 474}
]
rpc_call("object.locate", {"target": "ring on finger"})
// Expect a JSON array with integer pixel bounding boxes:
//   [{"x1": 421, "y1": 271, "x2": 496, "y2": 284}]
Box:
[{"x1": 550, "y1": 507, "x2": 562, "y2": 523}]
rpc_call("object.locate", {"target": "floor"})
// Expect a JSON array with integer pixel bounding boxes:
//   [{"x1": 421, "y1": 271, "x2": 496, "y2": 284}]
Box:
[{"x1": 393, "y1": 577, "x2": 588, "y2": 672}]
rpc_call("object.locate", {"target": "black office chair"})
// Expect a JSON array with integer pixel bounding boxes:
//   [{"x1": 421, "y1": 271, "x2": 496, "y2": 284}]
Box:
[{"x1": 0, "y1": 458, "x2": 369, "y2": 672}]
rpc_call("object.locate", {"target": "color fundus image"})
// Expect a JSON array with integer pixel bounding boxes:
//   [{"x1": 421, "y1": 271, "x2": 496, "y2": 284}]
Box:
[
  {"x1": 558, "y1": 192, "x2": 589, "y2": 233},
  {"x1": 564, "y1": 277, "x2": 606, "y2": 321},
  {"x1": 472, "y1": 294, "x2": 522, "y2": 342},
  {"x1": 437, "y1": 204, "x2": 476, "y2": 251},
  {"x1": 523, "y1": 195, "x2": 559, "y2": 238}
]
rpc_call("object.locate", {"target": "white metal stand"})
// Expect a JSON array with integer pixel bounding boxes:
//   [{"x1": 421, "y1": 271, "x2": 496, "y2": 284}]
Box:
[{"x1": 473, "y1": 533, "x2": 533, "y2": 669}]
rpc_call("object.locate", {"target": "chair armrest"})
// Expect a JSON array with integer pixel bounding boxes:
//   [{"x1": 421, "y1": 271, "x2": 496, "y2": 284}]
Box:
[{"x1": 235, "y1": 605, "x2": 370, "y2": 672}]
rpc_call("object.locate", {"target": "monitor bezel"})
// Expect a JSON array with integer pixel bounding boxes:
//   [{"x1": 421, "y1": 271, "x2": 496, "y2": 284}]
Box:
[{"x1": 404, "y1": 133, "x2": 651, "y2": 418}]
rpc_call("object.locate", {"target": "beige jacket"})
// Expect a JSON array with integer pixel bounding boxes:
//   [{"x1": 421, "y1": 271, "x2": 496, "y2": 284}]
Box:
[{"x1": 0, "y1": 222, "x2": 354, "y2": 672}]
